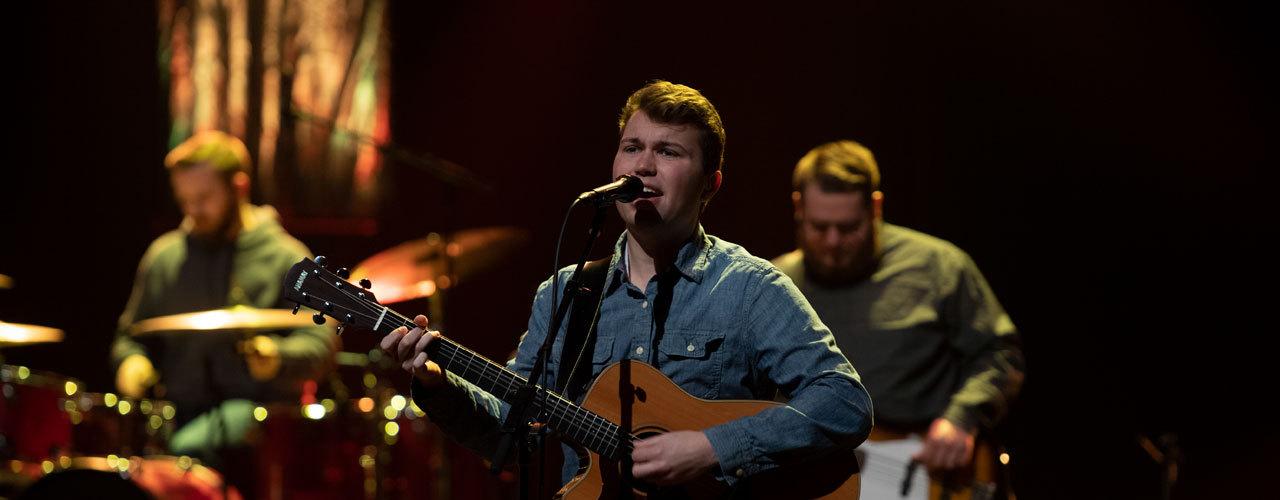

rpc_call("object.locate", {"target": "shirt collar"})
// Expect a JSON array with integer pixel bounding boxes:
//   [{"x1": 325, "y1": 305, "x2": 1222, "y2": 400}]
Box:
[{"x1": 611, "y1": 225, "x2": 712, "y2": 286}]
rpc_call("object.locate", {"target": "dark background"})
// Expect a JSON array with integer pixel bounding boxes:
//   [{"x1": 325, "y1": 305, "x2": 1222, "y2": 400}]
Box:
[{"x1": 6, "y1": 1, "x2": 1273, "y2": 498}]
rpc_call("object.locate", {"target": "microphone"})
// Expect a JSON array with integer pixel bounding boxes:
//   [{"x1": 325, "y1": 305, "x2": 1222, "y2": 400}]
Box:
[{"x1": 576, "y1": 175, "x2": 646, "y2": 204}]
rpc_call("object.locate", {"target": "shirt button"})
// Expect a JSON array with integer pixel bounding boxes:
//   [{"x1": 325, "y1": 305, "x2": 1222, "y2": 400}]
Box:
[
  {"x1": 635, "y1": 346, "x2": 644, "y2": 355},
  {"x1": 640, "y1": 300, "x2": 648, "y2": 309},
  {"x1": 735, "y1": 468, "x2": 745, "y2": 478},
  {"x1": 686, "y1": 344, "x2": 695, "y2": 352}
]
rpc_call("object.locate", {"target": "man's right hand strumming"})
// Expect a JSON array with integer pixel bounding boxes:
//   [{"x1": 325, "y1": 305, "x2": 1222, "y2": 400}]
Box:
[{"x1": 380, "y1": 314, "x2": 446, "y2": 388}]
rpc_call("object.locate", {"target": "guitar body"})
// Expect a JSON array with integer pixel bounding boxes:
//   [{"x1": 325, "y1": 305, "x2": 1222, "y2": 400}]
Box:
[
  {"x1": 860, "y1": 427, "x2": 1008, "y2": 500},
  {"x1": 556, "y1": 361, "x2": 861, "y2": 500}
]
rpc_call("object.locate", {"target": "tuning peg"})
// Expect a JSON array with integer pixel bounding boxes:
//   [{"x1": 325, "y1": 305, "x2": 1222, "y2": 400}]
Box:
[
  {"x1": 323, "y1": 301, "x2": 334, "y2": 312},
  {"x1": 338, "y1": 312, "x2": 356, "y2": 336},
  {"x1": 314, "y1": 255, "x2": 328, "y2": 267},
  {"x1": 312, "y1": 313, "x2": 326, "y2": 325},
  {"x1": 291, "y1": 303, "x2": 301, "y2": 315},
  {"x1": 336, "y1": 267, "x2": 350, "y2": 279},
  {"x1": 359, "y1": 278, "x2": 372, "y2": 290},
  {"x1": 301, "y1": 292, "x2": 310, "y2": 303}
]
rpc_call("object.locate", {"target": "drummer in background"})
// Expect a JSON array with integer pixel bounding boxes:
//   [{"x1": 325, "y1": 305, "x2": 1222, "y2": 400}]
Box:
[{"x1": 111, "y1": 131, "x2": 336, "y2": 487}]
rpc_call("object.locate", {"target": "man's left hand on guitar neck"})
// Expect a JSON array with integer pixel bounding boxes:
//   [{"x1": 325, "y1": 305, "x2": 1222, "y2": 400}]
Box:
[
  {"x1": 912, "y1": 417, "x2": 976, "y2": 472},
  {"x1": 631, "y1": 430, "x2": 719, "y2": 486},
  {"x1": 382, "y1": 314, "x2": 447, "y2": 389}
]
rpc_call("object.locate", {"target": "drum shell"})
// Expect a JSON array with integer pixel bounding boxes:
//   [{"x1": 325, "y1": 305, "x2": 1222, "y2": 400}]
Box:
[
  {"x1": 0, "y1": 365, "x2": 77, "y2": 462},
  {"x1": 250, "y1": 397, "x2": 451, "y2": 500}
]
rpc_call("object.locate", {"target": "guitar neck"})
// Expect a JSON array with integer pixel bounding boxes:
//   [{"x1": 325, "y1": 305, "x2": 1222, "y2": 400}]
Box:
[{"x1": 365, "y1": 306, "x2": 629, "y2": 460}]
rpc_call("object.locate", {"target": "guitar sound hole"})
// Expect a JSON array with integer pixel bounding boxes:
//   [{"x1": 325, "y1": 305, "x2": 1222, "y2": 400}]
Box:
[{"x1": 613, "y1": 431, "x2": 667, "y2": 497}]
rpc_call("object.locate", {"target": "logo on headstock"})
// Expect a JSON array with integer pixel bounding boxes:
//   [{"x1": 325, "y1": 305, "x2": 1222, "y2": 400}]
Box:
[{"x1": 294, "y1": 270, "x2": 309, "y2": 291}]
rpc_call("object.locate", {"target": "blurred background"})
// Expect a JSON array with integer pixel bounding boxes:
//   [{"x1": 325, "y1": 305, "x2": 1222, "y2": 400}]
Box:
[{"x1": 4, "y1": 1, "x2": 1273, "y2": 498}]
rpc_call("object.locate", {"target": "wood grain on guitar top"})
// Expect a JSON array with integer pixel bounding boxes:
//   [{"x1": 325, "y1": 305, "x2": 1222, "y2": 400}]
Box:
[{"x1": 557, "y1": 360, "x2": 861, "y2": 500}]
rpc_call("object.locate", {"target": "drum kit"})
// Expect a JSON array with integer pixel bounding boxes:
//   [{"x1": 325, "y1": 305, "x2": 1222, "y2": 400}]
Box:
[{"x1": 0, "y1": 227, "x2": 527, "y2": 499}]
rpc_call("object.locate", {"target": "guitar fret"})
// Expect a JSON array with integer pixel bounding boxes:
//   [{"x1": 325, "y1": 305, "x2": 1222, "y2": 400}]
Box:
[
  {"x1": 564, "y1": 404, "x2": 583, "y2": 444},
  {"x1": 457, "y1": 351, "x2": 471, "y2": 380},
  {"x1": 465, "y1": 354, "x2": 481, "y2": 387},
  {"x1": 588, "y1": 419, "x2": 602, "y2": 452},
  {"x1": 584, "y1": 410, "x2": 601, "y2": 441},
  {"x1": 603, "y1": 433, "x2": 617, "y2": 460},
  {"x1": 566, "y1": 402, "x2": 588, "y2": 446},
  {"x1": 595, "y1": 415, "x2": 615, "y2": 457},
  {"x1": 575, "y1": 406, "x2": 595, "y2": 450},
  {"x1": 558, "y1": 403, "x2": 576, "y2": 439},
  {"x1": 571, "y1": 406, "x2": 589, "y2": 448},
  {"x1": 481, "y1": 363, "x2": 497, "y2": 394},
  {"x1": 544, "y1": 399, "x2": 561, "y2": 433},
  {"x1": 562, "y1": 404, "x2": 585, "y2": 447},
  {"x1": 550, "y1": 401, "x2": 568, "y2": 435},
  {"x1": 547, "y1": 399, "x2": 575, "y2": 441},
  {"x1": 498, "y1": 375, "x2": 513, "y2": 400}
]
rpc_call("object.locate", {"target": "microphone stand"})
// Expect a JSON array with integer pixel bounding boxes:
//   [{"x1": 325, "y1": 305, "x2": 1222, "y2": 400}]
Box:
[
  {"x1": 1138, "y1": 432, "x2": 1180, "y2": 500},
  {"x1": 490, "y1": 200, "x2": 609, "y2": 500}
]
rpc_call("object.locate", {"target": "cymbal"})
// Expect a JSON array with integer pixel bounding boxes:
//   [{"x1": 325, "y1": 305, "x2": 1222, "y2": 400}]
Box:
[
  {"x1": 0, "y1": 321, "x2": 64, "y2": 347},
  {"x1": 128, "y1": 306, "x2": 317, "y2": 337},
  {"x1": 0, "y1": 274, "x2": 12, "y2": 289},
  {"x1": 353, "y1": 226, "x2": 529, "y2": 304}
]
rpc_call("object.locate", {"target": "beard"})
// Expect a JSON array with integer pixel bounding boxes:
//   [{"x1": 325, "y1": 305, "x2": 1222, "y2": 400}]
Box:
[
  {"x1": 798, "y1": 234, "x2": 878, "y2": 287},
  {"x1": 802, "y1": 253, "x2": 867, "y2": 287},
  {"x1": 189, "y1": 203, "x2": 240, "y2": 242}
]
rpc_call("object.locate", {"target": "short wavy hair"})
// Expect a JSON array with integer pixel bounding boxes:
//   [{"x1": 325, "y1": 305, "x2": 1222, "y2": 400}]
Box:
[
  {"x1": 793, "y1": 140, "x2": 880, "y2": 205},
  {"x1": 617, "y1": 80, "x2": 725, "y2": 174},
  {"x1": 164, "y1": 130, "x2": 251, "y2": 181}
]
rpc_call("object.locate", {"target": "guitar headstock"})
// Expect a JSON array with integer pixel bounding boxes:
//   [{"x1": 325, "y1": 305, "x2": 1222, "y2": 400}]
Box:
[{"x1": 282, "y1": 256, "x2": 388, "y2": 335}]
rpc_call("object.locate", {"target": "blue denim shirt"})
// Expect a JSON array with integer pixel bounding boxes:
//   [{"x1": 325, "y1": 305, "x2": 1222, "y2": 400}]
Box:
[{"x1": 414, "y1": 227, "x2": 873, "y2": 485}]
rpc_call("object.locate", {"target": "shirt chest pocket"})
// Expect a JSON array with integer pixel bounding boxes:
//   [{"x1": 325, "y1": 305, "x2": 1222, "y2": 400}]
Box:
[{"x1": 657, "y1": 329, "x2": 726, "y2": 399}]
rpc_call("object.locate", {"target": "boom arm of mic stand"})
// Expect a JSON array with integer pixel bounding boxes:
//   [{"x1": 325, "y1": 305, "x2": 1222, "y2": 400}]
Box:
[{"x1": 288, "y1": 106, "x2": 495, "y2": 194}]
